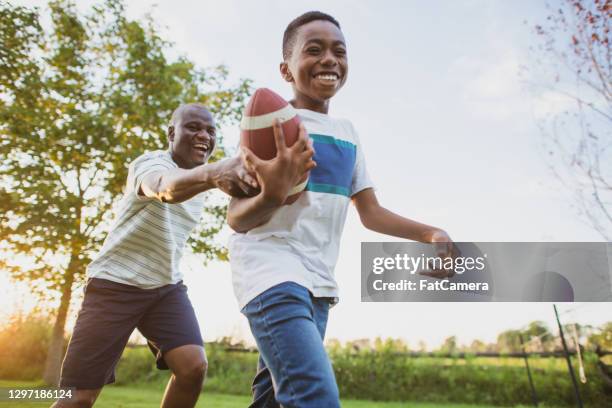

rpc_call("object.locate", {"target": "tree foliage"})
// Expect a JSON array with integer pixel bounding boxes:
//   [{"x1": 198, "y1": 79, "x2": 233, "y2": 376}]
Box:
[
  {"x1": 588, "y1": 321, "x2": 612, "y2": 349},
  {"x1": 0, "y1": 0, "x2": 250, "y2": 294},
  {"x1": 526, "y1": 0, "x2": 611, "y2": 239},
  {"x1": 0, "y1": 0, "x2": 251, "y2": 384}
]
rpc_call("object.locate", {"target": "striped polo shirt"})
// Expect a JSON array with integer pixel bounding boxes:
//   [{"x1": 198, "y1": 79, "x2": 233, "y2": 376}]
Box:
[
  {"x1": 229, "y1": 109, "x2": 374, "y2": 308},
  {"x1": 87, "y1": 150, "x2": 206, "y2": 289}
]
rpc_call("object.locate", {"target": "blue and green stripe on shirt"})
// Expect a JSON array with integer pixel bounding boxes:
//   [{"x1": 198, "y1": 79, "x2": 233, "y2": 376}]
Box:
[{"x1": 306, "y1": 133, "x2": 356, "y2": 197}]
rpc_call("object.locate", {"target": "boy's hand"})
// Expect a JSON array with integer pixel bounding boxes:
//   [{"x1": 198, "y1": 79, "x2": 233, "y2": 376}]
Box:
[
  {"x1": 420, "y1": 229, "x2": 461, "y2": 279},
  {"x1": 213, "y1": 155, "x2": 260, "y2": 197},
  {"x1": 240, "y1": 120, "x2": 316, "y2": 206}
]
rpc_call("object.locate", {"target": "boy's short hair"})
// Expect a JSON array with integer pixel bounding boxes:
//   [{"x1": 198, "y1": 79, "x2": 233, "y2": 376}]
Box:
[{"x1": 282, "y1": 11, "x2": 341, "y2": 60}]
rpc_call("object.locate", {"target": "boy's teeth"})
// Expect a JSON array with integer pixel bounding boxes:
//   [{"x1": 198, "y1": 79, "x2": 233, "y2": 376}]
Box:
[{"x1": 316, "y1": 74, "x2": 338, "y2": 80}]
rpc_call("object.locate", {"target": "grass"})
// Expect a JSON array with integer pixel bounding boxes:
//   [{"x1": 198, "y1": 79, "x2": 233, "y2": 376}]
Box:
[{"x1": 0, "y1": 380, "x2": 518, "y2": 407}]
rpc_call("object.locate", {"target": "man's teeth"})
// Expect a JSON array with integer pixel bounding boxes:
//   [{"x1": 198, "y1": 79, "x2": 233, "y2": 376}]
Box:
[
  {"x1": 316, "y1": 74, "x2": 338, "y2": 81},
  {"x1": 194, "y1": 143, "x2": 209, "y2": 151}
]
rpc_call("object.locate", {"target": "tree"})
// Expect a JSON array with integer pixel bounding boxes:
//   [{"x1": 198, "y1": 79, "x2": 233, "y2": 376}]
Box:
[
  {"x1": 588, "y1": 321, "x2": 612, "y2": 350},
  {"x1": 469, "y1": 339, "x2": 488, "y2": 353},
  {"x1": 497, "y1": 329, "x2": 522, "y2": 353},
  {"x1": 439, "y1": 335, "x2": 458, "y2": 354},
  {"x1": 526, "y1": 0, "x2": 611, "y2": 239},
  {"x1": 0, "y1": 0, "x2": 251, "y2": 385},
  {"x1": 523, "y1": 320, "x2": 553, "y2": 350}
]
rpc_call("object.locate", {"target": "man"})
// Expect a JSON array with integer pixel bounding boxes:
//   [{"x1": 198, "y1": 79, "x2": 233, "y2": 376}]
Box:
[{"x1": 52, "y1": 103, "x2": 314, "y2": 408}]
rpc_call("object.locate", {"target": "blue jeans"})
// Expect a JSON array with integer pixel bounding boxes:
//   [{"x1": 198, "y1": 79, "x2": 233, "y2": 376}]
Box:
[{"x1": 241, "y1": 282, "x2": 340, "y2": 408}]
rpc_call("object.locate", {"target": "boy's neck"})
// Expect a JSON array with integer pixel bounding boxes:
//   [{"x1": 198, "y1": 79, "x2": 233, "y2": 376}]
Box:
[{"x1": 290, "y1": 95, "x2": 329, "y2": 114}]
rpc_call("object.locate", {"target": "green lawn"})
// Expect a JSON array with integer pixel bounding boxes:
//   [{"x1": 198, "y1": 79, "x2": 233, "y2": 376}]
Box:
[{"x1": 0, "y1": 381, "x2": 533, "y2": 407}]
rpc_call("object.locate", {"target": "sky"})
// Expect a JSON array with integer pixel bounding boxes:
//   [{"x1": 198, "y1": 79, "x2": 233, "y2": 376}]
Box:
[{"x1": 4, "y1": 0, "x2": 611, "y2": 349}]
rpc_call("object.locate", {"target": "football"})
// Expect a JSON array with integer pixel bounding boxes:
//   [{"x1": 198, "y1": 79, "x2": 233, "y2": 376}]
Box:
[{"x1": 240, "y1": 88, "x2": 308, "y2": 204}]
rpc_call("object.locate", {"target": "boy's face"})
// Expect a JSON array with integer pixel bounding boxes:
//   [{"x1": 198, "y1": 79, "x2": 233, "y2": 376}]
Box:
[{"x1": 281, "y1": 20, "x2": 348, "y2": 110}]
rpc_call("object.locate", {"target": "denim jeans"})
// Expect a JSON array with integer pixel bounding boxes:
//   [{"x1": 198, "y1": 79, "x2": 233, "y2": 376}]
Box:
[{"x1": 241, "y1": 281, "x2": 340, "y2": 408}]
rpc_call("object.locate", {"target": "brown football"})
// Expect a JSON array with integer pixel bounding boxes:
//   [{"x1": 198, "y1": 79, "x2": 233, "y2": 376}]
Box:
[{"x1": 240, "y1": 88, "x2": 308, "y2": 204}]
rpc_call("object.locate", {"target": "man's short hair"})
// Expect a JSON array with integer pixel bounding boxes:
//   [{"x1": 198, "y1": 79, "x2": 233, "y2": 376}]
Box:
[
  {"x1": 282, "y1": 11, "x2": 341, "y2": 60},
  {"x1": 169, "y1": 103, "x2": 209, "y2": 126}
]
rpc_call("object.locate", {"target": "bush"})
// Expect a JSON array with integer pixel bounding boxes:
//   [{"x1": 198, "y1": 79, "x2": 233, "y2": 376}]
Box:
[
  {"x1": 0, "y1": 313, "x2": 56, "y2": 380},
  {"x1": 114, "y1": 343, "x2": 611, "y2": 406},
  {"x1": 332, "y1": 348, "x2": 611, "y2": 407}
]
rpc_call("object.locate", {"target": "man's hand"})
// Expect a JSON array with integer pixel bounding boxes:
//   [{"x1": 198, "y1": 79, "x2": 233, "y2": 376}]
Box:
[
  {"x1": 240, "y1": 120, "x2": 316, "y2": 206},
  {"x1": 213, "y1": 155, "x2": 260, "y2": 198},
  {"x1": 420, "y1": 229, "x2": 461, "y2": 279}
]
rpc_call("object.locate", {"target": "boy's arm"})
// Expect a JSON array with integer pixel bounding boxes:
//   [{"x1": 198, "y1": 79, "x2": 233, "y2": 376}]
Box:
[
  {"x1": 227, "y1": 194, "x2": 281, "y2": 233},
  {"x1": 227, "y1": 121, "x2": 315, "y2": 233},
  {"x1": 353, "y1": 188, "x2": 457, "y2": 277},
  {"x1": 140, "y1": 156, "x2": 259, "y2": 203},
  {"x1": 352, "y1": 188, "x2": 447, "y2": 242}
]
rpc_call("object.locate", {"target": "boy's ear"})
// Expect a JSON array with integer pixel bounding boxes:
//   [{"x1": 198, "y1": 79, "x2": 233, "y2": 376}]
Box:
[
  {"x1": 279, "y1": 62, "x2": 293, "y2": 83},
  {"x1": 167, "y1": 125, "x2": 175, "y2": 143}
]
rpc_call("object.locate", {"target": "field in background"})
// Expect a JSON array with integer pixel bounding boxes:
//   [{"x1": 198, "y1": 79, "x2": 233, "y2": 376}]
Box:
[
  {"x1": 1, "y1": 316, "x2": 610, "y2": 407},
  {"x1": 0, "y1": 381, "x2": 543, "y2": 408},
  {"x1": 109, "y1": 345, "x2": 609, "y2": 407}
]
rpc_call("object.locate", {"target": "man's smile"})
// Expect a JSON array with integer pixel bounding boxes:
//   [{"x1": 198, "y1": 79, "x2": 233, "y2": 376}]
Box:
[{"x1": 193, "y1": 141, "x2": 212, "y2": 157}]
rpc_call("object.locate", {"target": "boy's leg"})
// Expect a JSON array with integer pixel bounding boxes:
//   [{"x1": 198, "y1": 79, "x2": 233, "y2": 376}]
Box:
[
  {"x1": 249, "y1": 297, "x2": 332, "y2": 408},
  {"x1": 250, "y1": 297, "x2": 331, "y2": 408},
  {"x1": 136, "y1": 282, "x2": 206, "y2": 408},
  {"x1": 243, "y1": 282, "x2": 339, "y2": 408},
  {"x1": 55, "y1": 278, "x2": 153, "y2": 407},
  {"x1": 250, "y1": 355, "x2": 278, "y2": 408}
]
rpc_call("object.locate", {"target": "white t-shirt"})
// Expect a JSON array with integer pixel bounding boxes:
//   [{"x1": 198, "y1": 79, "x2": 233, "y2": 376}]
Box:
[
  {"x1": 229, "y1": 109, "x2": 374, "y2": 309},
  {"x1": 87, "y1": 150, "x2": 206, "y2": 289}
]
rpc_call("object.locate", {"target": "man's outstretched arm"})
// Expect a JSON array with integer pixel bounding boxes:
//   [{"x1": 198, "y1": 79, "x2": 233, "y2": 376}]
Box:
[{"x1": 140, "y1": 156, "x2": 259, "y2": 203}]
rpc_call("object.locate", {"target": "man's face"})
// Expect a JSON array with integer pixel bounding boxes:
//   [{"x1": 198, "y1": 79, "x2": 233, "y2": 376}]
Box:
[
  {"x1": 283, "y1": 20, "x2": 348, "y2": 108},
  {"x1": 168, "y1": 106, "x2": 216, "y2": 169}
]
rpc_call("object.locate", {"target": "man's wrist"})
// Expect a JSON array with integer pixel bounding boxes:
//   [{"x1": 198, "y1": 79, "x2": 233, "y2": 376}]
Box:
[{"x1": 198, "y1": 161, "x2": 222, "y2": 190}]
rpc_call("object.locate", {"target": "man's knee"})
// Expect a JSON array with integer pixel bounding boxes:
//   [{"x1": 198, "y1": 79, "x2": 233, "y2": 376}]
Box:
[
  {"x1": 51, "y1": 389, "x2": 99, "y2": 408},
  {"x1": 165, "y1": 344, "x2": 208, "y2": 388},
  {"x1": 174, "y1": 358, "x2": 207, "y2": 387}
]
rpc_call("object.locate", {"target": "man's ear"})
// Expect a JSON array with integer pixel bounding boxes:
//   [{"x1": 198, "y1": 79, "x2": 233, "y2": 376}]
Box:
[
  {"x1": 280, "y1": 62, "x2": 293, "y2": 83},
  {"x1": 167, "y1": 125, "x2": 175, "y2": 143}
]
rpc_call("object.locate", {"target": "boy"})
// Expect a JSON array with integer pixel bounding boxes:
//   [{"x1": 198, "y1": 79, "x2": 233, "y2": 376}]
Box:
[
  {"x1": 52, "y1": 103, "x2": 314, "y2": 408},
  {"x1": 228, "y1": 12, "x2": 455, "y2": 408}
]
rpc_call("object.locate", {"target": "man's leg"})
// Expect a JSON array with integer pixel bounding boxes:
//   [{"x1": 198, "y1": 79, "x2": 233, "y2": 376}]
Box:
[
  {"x1": 50, "y1": 389, "x2": 101, "y2": 408},
  {"x1": 159, "y1": 345, "x2": 207, "y2": 408},
  {"x1": 137, "y1": 282, "x2": 206, "y2": 408},
  {"x1": 51, "y1": 278, "x2": 152, "y2": 408},
  {"x1": 243, "y1": 282, "x2": 339, "y2": 408}
]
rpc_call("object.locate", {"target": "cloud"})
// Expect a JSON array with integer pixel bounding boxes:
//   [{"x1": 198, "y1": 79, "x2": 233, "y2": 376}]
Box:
[
  {"x1": 448, "y1": 53, "x2": 528, "y2": 121},
  {"x1": 531, "y1": 91, "x2": 576, "y2": 119}
]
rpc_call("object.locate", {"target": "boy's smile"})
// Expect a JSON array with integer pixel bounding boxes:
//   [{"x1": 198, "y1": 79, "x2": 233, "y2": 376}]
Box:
[{"x1": 281, "y1": 20, "x2": 348, "y2": 113}]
